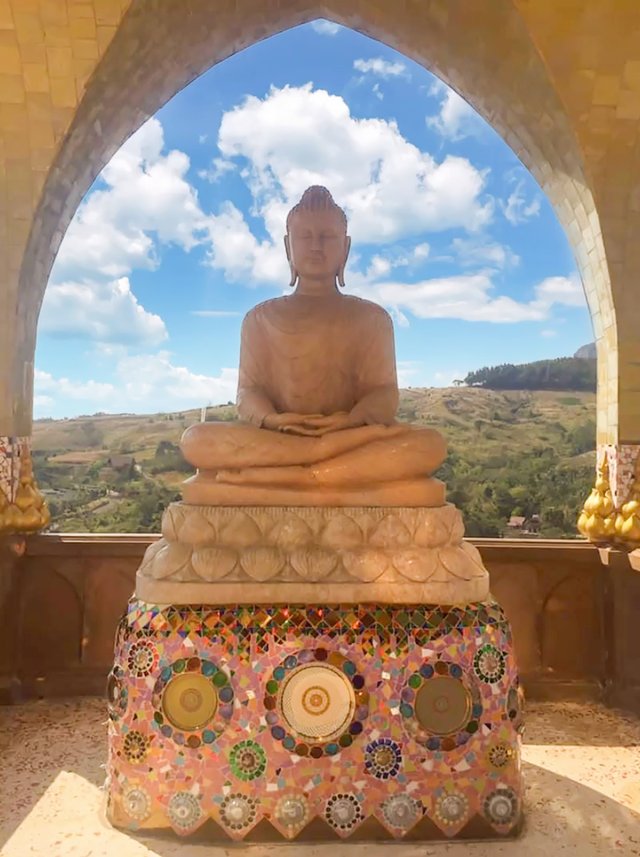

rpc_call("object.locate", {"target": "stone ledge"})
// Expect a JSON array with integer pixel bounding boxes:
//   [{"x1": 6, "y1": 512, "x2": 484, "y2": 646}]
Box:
[{"x1": 135, "y1": 578, "x2": 492, "y2": 606}]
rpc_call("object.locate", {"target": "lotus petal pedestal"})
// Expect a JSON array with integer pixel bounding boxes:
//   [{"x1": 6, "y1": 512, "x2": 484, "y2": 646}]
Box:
[{"x1": 106, "y1": 504, "x2": 524, "y2": 841}]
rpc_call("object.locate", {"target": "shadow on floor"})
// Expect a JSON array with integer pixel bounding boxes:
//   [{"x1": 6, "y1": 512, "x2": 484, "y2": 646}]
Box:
[{"x1": 1, "y1": 698, "x2": 639, "y2": 856}]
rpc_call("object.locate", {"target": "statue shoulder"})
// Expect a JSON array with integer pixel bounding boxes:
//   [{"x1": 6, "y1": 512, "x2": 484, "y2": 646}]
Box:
[
  {"x1": 343, "y1": 295, "x2": 393, "y2": 326},
  {"x1": 242, "y1": 297, "x2": 285, "y2": 327}
]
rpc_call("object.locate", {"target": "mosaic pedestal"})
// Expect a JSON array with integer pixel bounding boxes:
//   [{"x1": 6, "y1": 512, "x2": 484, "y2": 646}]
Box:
[{"x1": 105, "y1": 599, "x2": 524, "y2": 841}]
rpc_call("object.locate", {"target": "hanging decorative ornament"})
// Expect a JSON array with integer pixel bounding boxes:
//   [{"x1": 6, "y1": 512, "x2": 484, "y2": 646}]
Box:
[
  {"x1": 1, "y1": 444, "x2": 50, "y2": 534},
  {"x1": 577, "y1": 451, "x2": 616, "y2": 544}
]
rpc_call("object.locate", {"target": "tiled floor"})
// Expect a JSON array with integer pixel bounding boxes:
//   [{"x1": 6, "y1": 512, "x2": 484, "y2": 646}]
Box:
[{"x1": 1, "y1": 699, "x2": 639, "y2": 856}]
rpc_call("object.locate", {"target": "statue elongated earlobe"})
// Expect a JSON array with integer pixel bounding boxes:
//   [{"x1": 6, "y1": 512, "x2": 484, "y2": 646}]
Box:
[
  {"x1": 338, "y1": 236, "x2": 352, "y2": 288},
  {"x1": 284, "y1": 235, "x2": 298, "y2": 288}
]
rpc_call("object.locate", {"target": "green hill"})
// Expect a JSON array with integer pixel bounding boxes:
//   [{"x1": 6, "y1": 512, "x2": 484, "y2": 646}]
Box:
[{"x1": 31, "y1": 387, "x2": 595, "y2": 538}]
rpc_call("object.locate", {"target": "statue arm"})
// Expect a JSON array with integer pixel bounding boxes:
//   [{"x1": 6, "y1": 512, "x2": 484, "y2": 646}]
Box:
[
  {"x1": 236, "y1": 313, "x2": 276, "y2": 427},
  {"x1": 350, "y1": 309, "x2": 399, "y2": 425},
  {"x1": 350, "y1": 384, "x2": 399, "y2": 426}
]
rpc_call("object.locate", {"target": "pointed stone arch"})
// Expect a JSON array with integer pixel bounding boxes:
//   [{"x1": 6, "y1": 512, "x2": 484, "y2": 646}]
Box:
[{"x1": 1, "y1": 0, "x2": 638, "y2": 521}]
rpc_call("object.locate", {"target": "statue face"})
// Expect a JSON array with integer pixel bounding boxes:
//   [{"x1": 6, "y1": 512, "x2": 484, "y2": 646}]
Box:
[{"x1": 286, "y1": 209, "x2": 349, "y2": 283}]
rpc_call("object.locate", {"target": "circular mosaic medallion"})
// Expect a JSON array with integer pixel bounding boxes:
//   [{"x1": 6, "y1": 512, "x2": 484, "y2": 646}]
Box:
[
  {"x1": 220, "y1": 793, "x2": 258, "y2": 831},
  {"x1": 123, "y1": 730, "x2": 150, "y2": 763},
  {"x1": 274, "y1": 794, "x2": 309, "y2": 831},
  {"x1": 484, "y1": 787, "x2": 518, "y2": 826},
  {"x1": 127, "y1": 640, "x2": 158, "y2": 677},
  {"x1": 152, "y1": 657, "x2": 233, "y2": 747},
  {"x1": 122, "y1": 785, "x2": 151, "y2": 821},
  {"x1": 473, "y1": 645, "x2": 506, "y2": 684},
  {"x1": 487, "y1": 742, "x2": 514, "y2": 768},
  {"x1": 265, "y1": 649, "x2": 369, "y2": 756},
  {"x1": 364, "y1": 738, "x2": 401, "y2": 779},
  {"x1": 168, "y1": 792, "x2": 201, "y2": 830},
  {"x1": 106, "y1": 665, "x2": 128, "y2": 720},
  {"x1": 380, "y1": 794, "x2": 422, "y2": 831},
  {"x1": 434, "y1": 792, "x2": 469, "y2": 826},
  {"x1": 325, "y1": 793, "x2": 364, "y2": 832},
  {"x1": 415, "y1": 676, "x2": 471, "y2": 734},
  {"x1": 230, "y1": 739, "x2": 267, "y2": 781},
  {"x1": 401, "y1": 660, "x2": 481, "y2": 751},
  {"x1": 280, "y1": 664, "x2": 354, "y2": 740},
  {"x1": 162, "y1": 673, "x2": 218, "y2": 731}
]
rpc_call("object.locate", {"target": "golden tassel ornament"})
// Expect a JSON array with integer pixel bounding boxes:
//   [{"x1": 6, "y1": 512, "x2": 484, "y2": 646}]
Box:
[
  {"x1": 577, "y1": 452, "x2": 616, "y2": 544},
  {"x1": 614, "y1": 451, "x2": 640, "y2": 549},
  {"x1": 0, "y1": 445, "x2": 50, "y2": 535}
]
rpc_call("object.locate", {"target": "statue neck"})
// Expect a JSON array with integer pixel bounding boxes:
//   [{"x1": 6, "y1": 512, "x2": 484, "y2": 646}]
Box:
[{"x1": 294, "y1": 277, "x2": 340, "y2": 297}]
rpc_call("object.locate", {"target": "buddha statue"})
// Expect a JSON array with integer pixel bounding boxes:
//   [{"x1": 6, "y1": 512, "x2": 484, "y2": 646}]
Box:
[{"x1": 181, "y1": 186, "x2": 447, "y2": 507}]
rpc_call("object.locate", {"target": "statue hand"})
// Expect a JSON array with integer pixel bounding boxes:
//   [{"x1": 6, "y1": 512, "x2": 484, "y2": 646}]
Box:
[
  {"x1": 299, "y1": 412, "x2": 363, "y2": 435},
  {"x1": 263, "y1": 412, "x2": 325, "y2": 434}
]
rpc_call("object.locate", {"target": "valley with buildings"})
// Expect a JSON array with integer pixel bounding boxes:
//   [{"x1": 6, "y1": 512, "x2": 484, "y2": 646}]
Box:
[{"x1": 32, "y1": 384, "x2": 595, "y2": 538}]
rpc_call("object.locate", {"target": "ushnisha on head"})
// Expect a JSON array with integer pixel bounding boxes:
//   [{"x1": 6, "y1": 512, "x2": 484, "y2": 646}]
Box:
[{"x1": 284, "y1": 186, "x2": 351, "y2": 289}]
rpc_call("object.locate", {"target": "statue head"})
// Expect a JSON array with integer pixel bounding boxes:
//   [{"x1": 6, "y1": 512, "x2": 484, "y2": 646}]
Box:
[{"x1": 284, "y1": 186, "x2": 351, "y2": 289}]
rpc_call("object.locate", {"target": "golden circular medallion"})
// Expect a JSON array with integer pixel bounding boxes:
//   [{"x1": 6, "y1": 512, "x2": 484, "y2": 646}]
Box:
[
  {"x1": 414, "y1": 676, "x2": 471, "y2": 736},
  {"x1": 278, "y1": 663, "x2": 355, "y2": 741},
  {"x1": 162, "y1": 673, "x2": 218, "y2": 731}
]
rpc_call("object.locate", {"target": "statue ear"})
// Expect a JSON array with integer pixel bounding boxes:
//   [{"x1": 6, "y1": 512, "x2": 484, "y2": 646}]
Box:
[
  {"x1": 337, "y1": 235, "x2": 351, "y2": 288},
  {"x1": 284, "y1": 235, "x2": 297, "y2": 288}
]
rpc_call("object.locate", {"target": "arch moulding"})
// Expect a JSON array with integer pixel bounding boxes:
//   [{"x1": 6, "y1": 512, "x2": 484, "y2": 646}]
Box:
[{"x1": 1, "y1": 0, "x2": 638, "y2": 540}]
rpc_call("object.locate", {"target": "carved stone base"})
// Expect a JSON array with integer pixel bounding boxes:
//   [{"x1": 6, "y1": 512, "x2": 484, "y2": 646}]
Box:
[{"x1": 136, "y1": 503, "x2": 490, "y2": 604}]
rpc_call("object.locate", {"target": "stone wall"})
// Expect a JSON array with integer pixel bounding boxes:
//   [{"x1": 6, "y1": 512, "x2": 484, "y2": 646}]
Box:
[{"x1": 1, "y1": 535, "x2": 625, "y2": 708}]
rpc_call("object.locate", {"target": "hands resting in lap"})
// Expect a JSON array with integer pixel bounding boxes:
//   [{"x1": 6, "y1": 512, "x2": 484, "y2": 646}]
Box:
[{"x1": 262, "y1": 411, "x2": 362, "y2": 436}]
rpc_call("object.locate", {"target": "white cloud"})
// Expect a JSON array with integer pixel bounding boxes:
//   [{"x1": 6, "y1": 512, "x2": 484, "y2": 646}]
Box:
[
  {"x1": 353, "y1": 58, "x2": 408, "y2": 79},
  {"x1": 198, "y1": 156, "x2": 235, "y2": 183},
  {"x1": 34, "y1": 355, "x2": 239, "y2": 418},
  {"x1": 348, "y1": 272, "x2": 585, "y2": 324},
  {"x1": 541, "y1": 329, "x2": 557, "y2": 338},
  {"x1": 501, "y1": 180, "x2": 541, "y2": 225},
  {"x1": 451, "y1": 236, "x2": 519, "y2": 269},
  {"x1": 366, "y1": 255, "x2": 392, "y2": 279},
  {"x1": 311, "y1": 19, "x2": 341, "y2": 36},
  {"x1": 115, "y1": 353, "x2": 238, "y2": 407},
  {"x1": 203, "y1": 202, "x2": 289, "y2": 285},
  {"x1": 534, "y1": 275, "x2": 585, "y2": 308},
  {"x1": 35, "y1": 369, "x2": 116, "y2": 401},
  {"x1": 202, "y1": 83, "x2": 492, "y2": 285},
  {"x1": 372, "y1": 83, "x2": 383, "y2": 101},
  {"x1": 427, "y1": 88, "x2": 481, "y2": 142},
  {"x1": 39, "y1": 277, "x2": 168, "y2": 345},
  {"x1": 52, "y1": 118, "x2": 206, "y2": 281},
  {"x1": 413, "y1": 242, "x2": 430, "y2": 261},
  {"x1": 366, "y1": 242, "x2": 431, "y2": 278}
]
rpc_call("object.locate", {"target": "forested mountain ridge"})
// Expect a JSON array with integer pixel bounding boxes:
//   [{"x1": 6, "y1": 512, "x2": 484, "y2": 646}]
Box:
[
  {"x1": 462, "y1": 357, "x2": 596, "y2": 392},
  {"x1": 32, "y1": 386, "x2": 595, "y2": 538}
]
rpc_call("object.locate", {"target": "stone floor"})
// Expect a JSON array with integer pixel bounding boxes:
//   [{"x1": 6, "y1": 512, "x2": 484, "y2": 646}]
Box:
[{"x1": 0, "y1": 699, "x2": 639, "y2": 856}]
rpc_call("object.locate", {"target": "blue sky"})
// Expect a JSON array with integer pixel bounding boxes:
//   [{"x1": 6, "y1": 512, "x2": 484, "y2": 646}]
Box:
[{"x1": 34, "y1": 20, "x2": 592, "y2": 419}]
